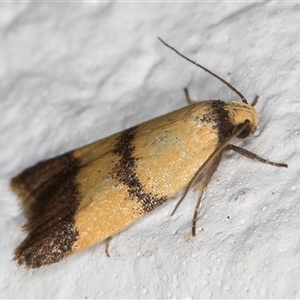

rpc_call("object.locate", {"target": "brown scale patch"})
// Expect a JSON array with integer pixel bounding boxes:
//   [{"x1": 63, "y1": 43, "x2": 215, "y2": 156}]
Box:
[
  {"x1": 199, "y1": 100, "x2": 234, "y2": 143},
  {"x1": 113, "y1": 126, "x2": 168, "y2": 213},
  {"x1": 11, "y1": 152, "x2": 81, "y2": 268}
]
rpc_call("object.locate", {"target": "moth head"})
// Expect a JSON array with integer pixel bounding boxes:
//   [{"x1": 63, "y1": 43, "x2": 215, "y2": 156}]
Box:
[{"x1": 225, "y1": 101, "x2": 259, "y2": 139}]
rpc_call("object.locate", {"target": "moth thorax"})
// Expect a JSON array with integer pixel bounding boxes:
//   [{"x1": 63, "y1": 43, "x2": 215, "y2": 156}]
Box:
[{"x1": 225, "y1": 101, "x2": 259, "y2": 137}]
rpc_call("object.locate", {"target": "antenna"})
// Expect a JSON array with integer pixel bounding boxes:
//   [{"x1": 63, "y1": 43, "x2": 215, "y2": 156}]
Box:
[{"x1": 158, "y1": 37, "x2": 248, "y2": 104}]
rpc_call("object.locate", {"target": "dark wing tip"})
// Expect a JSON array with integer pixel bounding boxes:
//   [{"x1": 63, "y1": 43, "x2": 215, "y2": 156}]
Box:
[{"x1": 13, "y1": 217, "x2": 79, "y2": 269}]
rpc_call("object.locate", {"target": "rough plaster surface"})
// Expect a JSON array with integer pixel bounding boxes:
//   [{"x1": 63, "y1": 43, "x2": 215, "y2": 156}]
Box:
[{"x1": 0, "y1": 2, "x2": 299, "y2": 299}]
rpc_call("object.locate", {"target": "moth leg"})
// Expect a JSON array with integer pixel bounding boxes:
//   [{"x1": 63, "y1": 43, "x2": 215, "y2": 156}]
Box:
[
  {"x1": 105, "y1": 236, "x2": 113, "y2": 257},
  {"x1": 226, "y1": 144, "x2": 288, "y2": 168},
  {"x1": 192, "y1": 153, "x2": 223, "y2": 236},
  {"x1": 251, "y1": 95, "x2": 259, "y2": 106},
  {"x1": 171, "y1": 186, "x2": 189, "y2": 216},
  {"x1": 184, "y1": 88, "x2": 197, "y2": 105},
  {"x1": 171, "y1": 123, "x2": 255, "y2": 218}
]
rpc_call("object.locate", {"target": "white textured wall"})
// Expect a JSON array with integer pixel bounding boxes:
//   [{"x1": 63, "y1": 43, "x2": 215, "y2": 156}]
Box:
[{"x1": 1, "y1": 3, "x2": 299, "y2": 299}]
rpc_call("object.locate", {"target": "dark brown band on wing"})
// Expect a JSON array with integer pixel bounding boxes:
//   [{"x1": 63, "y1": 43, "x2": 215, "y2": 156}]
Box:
[
  {"x1": 12, "y1": 152, "x2": 81, "y2": 268},
  {"x1": 113, "y1": 126, "x2": 168, "y2": 213},
  {"x1": 202, "y1": 100, "x2": 234, "y2": 143}
]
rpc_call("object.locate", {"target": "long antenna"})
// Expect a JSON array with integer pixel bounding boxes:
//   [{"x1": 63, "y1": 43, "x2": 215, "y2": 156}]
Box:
[{"x1": 158, "y1": 37, "x2": 248, "y2": 104}]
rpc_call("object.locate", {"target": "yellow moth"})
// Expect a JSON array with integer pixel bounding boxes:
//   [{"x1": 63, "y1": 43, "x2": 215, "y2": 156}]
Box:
[{"x1": 11, "y1": 38, "x2": 287, "y2": 269}]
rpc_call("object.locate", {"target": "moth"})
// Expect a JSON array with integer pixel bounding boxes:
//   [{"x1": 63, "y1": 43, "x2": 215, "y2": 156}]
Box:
[{"x1": 11, "y1": 38, "x2": 287, "y2": 268}]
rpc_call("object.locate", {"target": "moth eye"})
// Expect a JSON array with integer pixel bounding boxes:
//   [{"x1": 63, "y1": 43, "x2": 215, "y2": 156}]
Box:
[{"x1": 237, "y1": 121, "x2": 253, "y2": 139}]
